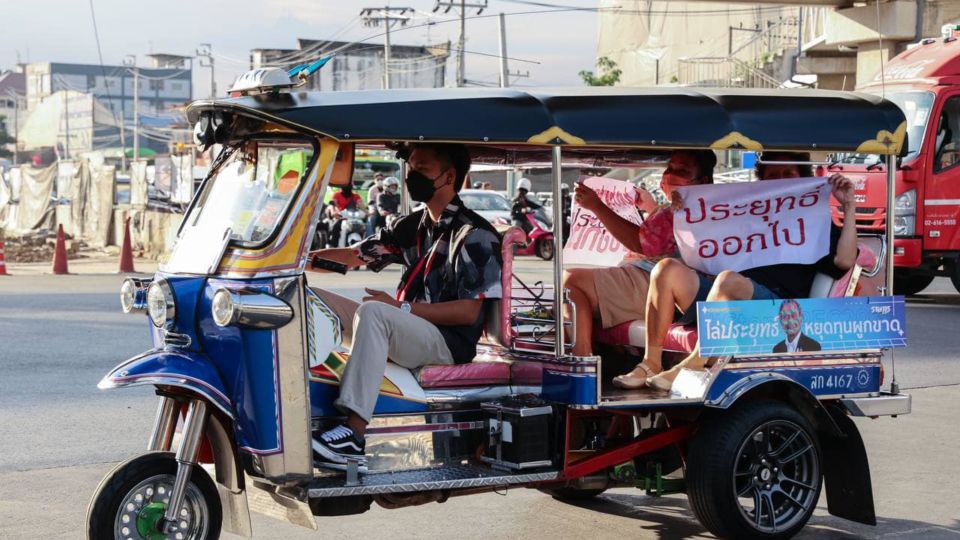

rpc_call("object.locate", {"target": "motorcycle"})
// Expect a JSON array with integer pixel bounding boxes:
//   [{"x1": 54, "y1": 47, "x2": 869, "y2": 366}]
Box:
[
  {"x1": 514, "y1": 210, "x2": 555, "y2": 260},
  {"x1": 337, "y1": 208, "x2": 367, "y2": 248}
]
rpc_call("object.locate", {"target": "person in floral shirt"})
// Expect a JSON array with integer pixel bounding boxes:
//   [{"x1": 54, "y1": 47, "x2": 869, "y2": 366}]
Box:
[{"x1": 561, "y1": 150, "x2": 717, "y2": 364}]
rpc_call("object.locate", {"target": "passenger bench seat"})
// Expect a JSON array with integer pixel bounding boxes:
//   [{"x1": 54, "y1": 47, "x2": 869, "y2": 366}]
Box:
[{"x1": 594, "y1": 243, "x2": 879, "y2": 353}]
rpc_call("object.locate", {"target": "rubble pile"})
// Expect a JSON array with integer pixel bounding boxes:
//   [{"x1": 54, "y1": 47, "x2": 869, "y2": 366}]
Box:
[{"x1": 1, "y1": 231, "x2": 82, "y2": 263}]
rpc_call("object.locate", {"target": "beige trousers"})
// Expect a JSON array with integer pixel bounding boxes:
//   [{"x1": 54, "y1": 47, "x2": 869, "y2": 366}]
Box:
[{"x1": 313, "y1": 290, "x2": 454, "y2": 422}]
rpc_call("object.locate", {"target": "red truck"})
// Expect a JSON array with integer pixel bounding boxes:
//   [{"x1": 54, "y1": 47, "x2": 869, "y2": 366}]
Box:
[{"x1": 832, "y1": 24, "x2": 960, "y2": 294}]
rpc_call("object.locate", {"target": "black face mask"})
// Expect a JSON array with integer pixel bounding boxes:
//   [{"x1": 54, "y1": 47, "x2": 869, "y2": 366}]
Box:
[{"x1": 405, "y1": 169, "x2": 447, "y2": 202}]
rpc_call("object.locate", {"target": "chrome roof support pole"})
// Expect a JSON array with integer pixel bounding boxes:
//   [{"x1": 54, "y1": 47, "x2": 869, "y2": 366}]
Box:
[
  {"x1": 885, "y1": 153, "x2": 899, "y2": 394},
  {"x1": 552, "y1": 145, "x2": 565, "y2": 357}
]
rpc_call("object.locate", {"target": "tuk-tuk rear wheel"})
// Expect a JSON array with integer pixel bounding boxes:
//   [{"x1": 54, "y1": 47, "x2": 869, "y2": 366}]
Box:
[
  {"x1": 86, "y1": 451, "x2": 221, "y2": 540},
  {"x1": 686, "y1": 400, "x2": 822, "y2": 540}
]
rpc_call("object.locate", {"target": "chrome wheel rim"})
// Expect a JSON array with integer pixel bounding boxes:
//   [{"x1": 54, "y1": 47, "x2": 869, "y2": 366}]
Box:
[
  {"x1": 733, "y1": 419, "x2": 820, "y2": 534},
  {"x1": 114, "y1": 474, "x2": 209, "y2": 540}
]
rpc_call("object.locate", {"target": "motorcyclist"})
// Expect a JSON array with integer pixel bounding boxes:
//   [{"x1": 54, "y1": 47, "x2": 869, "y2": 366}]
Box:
[
  {"x1": 327, "y1": 184, "x2": 365, "y2": 247},
  {"x1": 511, "y1": 177, "x2": 542, "y2": 235},
  {"x1": 375, "y1": 177, "x2": 402, "y2": 231},
  {"x1": 366, "y1": 173, "x2": 385, "y2": 236}
]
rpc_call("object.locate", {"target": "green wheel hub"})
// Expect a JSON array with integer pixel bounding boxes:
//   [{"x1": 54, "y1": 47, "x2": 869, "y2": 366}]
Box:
[{"x1": 136, "y1": 502, "x2": 167, "y2": 540}]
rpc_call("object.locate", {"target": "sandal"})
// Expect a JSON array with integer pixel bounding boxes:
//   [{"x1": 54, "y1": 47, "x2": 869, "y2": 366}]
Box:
[
  {"x1": 612, "y1": 363, "x2": 657, "y2": 389},
  {"x1": 646, "y1": 372, "x2": 674, "y2": 391}
]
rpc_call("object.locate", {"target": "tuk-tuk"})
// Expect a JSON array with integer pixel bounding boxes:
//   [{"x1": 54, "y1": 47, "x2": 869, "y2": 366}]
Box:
[{"x1": 87, "y1": 72, "x2": 911, "y2": 540}]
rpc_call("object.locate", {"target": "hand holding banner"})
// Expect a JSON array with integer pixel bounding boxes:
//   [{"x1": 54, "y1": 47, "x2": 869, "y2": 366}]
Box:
[
  {"x1": 673, "y1": 178, "x2": 832, "y2": 275},
  {"x1": 563, "y1": 177, "x2": 641, "y2": 266}
]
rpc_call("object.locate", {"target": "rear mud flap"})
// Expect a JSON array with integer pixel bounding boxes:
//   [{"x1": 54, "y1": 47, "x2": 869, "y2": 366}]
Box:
[{"x1": 821, "y1": 406, "x2": 877, "y2": 526}]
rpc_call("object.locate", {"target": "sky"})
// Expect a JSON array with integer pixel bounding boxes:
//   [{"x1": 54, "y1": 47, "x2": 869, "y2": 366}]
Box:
[{"x1": 0, "y1": 0, "x2": 600, "y2": 96}]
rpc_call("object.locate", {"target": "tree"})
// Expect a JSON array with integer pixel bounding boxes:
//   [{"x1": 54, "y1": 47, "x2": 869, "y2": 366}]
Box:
[
  {"x1": 579, "y1": 57, "x2": 622, "y2": 87},
  {"x1": 0, "y1": 125, "x2": 13, "y2": 159}
]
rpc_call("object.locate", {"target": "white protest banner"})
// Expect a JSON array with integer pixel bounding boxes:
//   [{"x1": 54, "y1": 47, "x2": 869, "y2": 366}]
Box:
[
  {"x1": 563, "y1": 177, "x2": 641, "y2": 266},
  {"x1": 673, "y1": 177, "x2": 831, "y2": 275}
]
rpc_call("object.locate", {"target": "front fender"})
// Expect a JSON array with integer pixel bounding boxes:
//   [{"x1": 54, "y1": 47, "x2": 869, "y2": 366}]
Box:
[{"x1": 98, "y1": 349, "x2": 233, "y2": 419}]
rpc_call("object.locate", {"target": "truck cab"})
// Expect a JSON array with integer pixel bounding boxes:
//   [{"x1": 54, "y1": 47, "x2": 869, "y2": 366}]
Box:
[{"x1": 834, "y1": 25, "x2": 960, "y2": 294}]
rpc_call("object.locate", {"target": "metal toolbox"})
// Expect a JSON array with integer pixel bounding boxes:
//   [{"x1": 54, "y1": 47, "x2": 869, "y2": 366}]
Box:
[{"x1": 480, "y1": 395, "x2": 554, "y2": 470}]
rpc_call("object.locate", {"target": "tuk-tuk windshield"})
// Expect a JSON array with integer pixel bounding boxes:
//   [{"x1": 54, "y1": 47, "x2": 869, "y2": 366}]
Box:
[{"x1": 189, "y1": 139, "x2": 315, "y2": 246}]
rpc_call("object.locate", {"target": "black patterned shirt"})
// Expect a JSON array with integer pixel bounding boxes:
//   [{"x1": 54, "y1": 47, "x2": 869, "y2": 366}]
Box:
[{"x1": 356, "y1": 196, "x2": 503, "y2": 363}]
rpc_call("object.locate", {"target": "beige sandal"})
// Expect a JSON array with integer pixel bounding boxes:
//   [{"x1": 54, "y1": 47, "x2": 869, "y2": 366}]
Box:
[
  {"x1": 646, "y1": 372, "x2": 674, "y2": 391},
  {"x1": 612, "y1": 363, "x2": 657, "y2": 389}
]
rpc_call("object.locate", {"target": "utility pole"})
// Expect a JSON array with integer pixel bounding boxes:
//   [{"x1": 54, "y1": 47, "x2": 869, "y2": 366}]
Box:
[
  {"x1": 498, "y1": 12, "x2": 508, "y2": 88},
  {"x1": 132, "y1": 59, "x2": 140, "y2": 161},
  {"x1": 197, "y1": 43, "x2": 215, "y2": 98},
  {"x1": 434, "y1": 0, "x2": 487, "y2": 87},
  {"x1": 121, "y1": 55, "x2": 136, "y2": 171},
  {"x1": 63, "y1": 88, "x2": 70, "y2": 160},
  {"x1": 360, "y1": 7, "x2": 413, "y2": 90}
]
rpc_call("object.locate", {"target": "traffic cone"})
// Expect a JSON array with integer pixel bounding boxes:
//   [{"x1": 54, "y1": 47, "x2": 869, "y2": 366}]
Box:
[
  {"x1": 52, "y1": 224, "x2": 69, "y2": 275},
  {"x1": 0, "y1": 230, "x2": 8, "y2": 276},
  {"x1": 118, "y1": 217, "x2": 135, "y2": 273}
]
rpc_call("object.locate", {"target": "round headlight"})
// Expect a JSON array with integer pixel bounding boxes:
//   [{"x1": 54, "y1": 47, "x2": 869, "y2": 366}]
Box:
[
  {"x1": 147, "y1": 279, "x2": 175, "y2": 328},
  {"x1": 211, "y1": 289, "x2": 236, "y2": 327},
  {"x1": 120, "y1": 279, "x2": 137, "y2": 313}
]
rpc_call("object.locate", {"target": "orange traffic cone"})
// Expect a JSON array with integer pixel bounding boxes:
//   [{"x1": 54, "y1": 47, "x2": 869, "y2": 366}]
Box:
[
  {"x1": 118, "y1": 217, "x2": 135, "y2": 273},
  {"x1": 52, "y1": 224, "x2": 69, "y2": 275},
  {"x1": 0, "y1": 230, "x2": 8, "y2": 276}
]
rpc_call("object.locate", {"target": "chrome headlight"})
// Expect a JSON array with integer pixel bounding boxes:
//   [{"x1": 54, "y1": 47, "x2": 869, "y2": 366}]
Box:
[
  {"x1": 211, "y1": 288, "x2": 293, "y2": 329},
  {"x1": 211, "y1": 288, "x2": 237, "y2": 327},
  {"x1": 120, "y1": 277, "x2": 150, "y2": 313},
  {"x1": 147, "y1": 278, "x2": 176, "y2": 329}
]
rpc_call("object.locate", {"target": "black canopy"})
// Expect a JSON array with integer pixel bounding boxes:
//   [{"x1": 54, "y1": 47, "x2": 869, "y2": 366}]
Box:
[{"x1": 187, "y1": 87, "x2": 906, "y2": 155}]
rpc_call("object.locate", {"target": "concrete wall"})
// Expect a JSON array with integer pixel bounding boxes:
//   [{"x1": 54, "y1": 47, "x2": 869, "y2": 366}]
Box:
[{"x1": 597, "y1": 0, "x2": 797, "y2": 87}]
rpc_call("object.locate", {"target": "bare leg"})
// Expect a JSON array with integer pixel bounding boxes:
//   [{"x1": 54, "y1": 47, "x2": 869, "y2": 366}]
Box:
[
  {"x1": 563, "y1": 269, "x2": 601, "y2": 356},
  {"x1": 614, "y1": 259, "x2": 699, "y2": 387},
  {"x1": 652, "y1": 270, "x2": 755, "y2": 384}
]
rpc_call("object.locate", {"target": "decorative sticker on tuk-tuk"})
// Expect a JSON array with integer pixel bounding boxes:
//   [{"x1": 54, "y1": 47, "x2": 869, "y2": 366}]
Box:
[
  {"x1": 673, "y1": 178, "x2": 831, "y2": 276},
  {"x1": 564, "y1": 176, "x2": 642, "y2": 266},
  {"x1": 305, "y1": 291, "x2": 344, "y2": 368},
  {"x1": 697, "y1": 296, "x2": 906, "y2": 356}
]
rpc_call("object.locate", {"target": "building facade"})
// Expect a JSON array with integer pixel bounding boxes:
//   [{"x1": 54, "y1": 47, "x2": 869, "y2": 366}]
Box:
[
  {"x1": 251, "y1": 39, "x2": 449, "y2": 91},
  {"x1": 23, "y1": 62, "x2": 192, "y2": 120}
]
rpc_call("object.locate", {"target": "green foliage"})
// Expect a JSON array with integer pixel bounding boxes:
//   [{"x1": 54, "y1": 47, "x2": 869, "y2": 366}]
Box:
[
  {"x1": 579, "y1": 56, "x2": 622, "y2": 87},
  {"x1": 0, "y1": 125, "x2": 13, "y2": 158}
]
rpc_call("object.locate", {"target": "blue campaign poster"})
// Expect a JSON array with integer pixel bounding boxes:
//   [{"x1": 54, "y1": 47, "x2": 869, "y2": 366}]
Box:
[{"x1": 697, "y1": 296, "x2": 906, "y2": 356}]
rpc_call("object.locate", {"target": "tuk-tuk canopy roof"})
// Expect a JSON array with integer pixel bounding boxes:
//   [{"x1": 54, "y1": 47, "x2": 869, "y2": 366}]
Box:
[{"x1": 188, "y1": 87, "x2": 907, "y2": 155}]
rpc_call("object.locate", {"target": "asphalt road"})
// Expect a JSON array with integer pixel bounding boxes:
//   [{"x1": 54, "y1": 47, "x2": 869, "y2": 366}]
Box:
[{"x1": 1, "y1": 264, "x2": 958, "y2": 539}]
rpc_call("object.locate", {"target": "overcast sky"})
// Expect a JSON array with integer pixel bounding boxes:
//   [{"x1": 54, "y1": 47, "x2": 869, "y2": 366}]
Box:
[{"x1": 1, "y1": 0, "x2": 600, "y2": 94}]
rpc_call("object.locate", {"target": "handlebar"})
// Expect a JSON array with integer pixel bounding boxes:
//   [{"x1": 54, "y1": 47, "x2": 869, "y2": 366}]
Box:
[{"x1": 310, "y1": 255, "x2": 349, "y2": 275}]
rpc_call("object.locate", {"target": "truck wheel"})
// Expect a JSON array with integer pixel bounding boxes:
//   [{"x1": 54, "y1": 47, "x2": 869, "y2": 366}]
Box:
[
  {"x1": 894, "y1": 270, "x2": 934, "y2": 296},
  {"x1": 686, "y1": 400, "x2": 821, "y2": 540},
  {"x1": 538, "y1": 486, "x2": 606, "y2": 500},
  {"x1": 87, "y1": 452, "x2": 221, "y2": 540},
  {"x1": 951, "y1": 262, "x2": 960, "y2": 294}
]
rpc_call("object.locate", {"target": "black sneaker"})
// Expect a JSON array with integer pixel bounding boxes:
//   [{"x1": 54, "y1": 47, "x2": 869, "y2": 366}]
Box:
[{"x1": 312, "y1": 425, "x2": 366, "y2": 467}]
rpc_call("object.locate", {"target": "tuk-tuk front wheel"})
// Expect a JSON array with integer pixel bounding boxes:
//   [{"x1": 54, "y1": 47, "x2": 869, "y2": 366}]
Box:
[
  {"x1": 686, "y1": 400, "x2": 822, "y2": 540},
  {"x1": 86, "y1": 452, "x2": 221, "y2": 540}
]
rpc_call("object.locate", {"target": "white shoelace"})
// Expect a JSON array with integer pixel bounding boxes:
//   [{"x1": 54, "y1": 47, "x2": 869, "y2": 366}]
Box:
[{"x1": 321, "y1": 425, "x2": 354, "y2": 442}]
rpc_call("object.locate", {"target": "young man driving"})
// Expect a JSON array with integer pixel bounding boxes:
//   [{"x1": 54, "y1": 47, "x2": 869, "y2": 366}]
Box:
[{"x1": 307, "y1": 143, "x2": 502, "y2": 467}]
